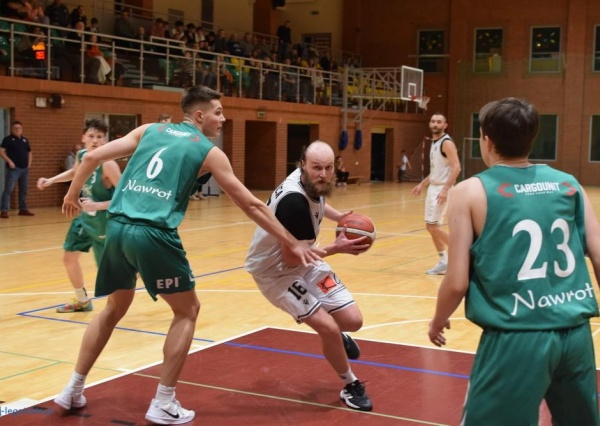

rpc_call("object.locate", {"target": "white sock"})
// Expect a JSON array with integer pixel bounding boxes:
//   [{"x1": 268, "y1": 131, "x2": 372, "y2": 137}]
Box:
[
  {"x1": 75, "y1": 287, "x2": 89, "y2": 303},
  {"x1": 68, "y1": 371, "x2": 86, "y2": 393},
  {"x1": 439, "y1": 251, "x2": 448, "y2": 263},
  {"x1": 338, "y1": 368, "x2": 358, "y2": 385},
  {"x1": 155, "y1": 384, "x2": 175, "y2": 403}
]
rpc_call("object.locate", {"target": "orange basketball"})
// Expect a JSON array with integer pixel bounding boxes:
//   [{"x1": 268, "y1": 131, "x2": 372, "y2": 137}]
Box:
[{"x1": 335, "y1": 213, "x2": 376, "y2": 247}]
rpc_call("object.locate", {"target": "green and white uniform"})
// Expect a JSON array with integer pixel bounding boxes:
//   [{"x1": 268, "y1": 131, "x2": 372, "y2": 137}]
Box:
[
  {"x1": 63, "y1": 149, "x2": 114, "y2": 265},
  {"x1": 462, "y1": 164, "x2": 600, "y2": 425},
  {"x1": 96, "y1": 122, "x2": 214, "y2": 300}
]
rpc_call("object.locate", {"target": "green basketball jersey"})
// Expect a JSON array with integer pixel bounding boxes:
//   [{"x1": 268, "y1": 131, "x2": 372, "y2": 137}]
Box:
[
  {"x1": 467, "y1": 164, "x2": 599, "y2": 330},
  {"x1": 78, "y1": 149, "x2": 114, "y2": 237},
  {"x1": 108, "y1": 122, "x2": 214, "y2": 229}
]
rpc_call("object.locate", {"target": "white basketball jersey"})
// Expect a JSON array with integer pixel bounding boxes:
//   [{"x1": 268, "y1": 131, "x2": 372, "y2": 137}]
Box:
[
  {"x1": 429, "y1": 134, "x2": 453, "y2": 185},
  {"x1": 245, "y1": 168, "x2": 324, "y2": 275}
]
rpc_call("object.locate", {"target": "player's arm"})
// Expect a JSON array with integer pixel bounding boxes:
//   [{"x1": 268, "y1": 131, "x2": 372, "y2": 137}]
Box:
[
  {"x1": 63, "y1": 124, "x2": 149, "y2": 217},
  {"x1": 204, "y1": 147, "x2": 323, "y2": 267},
  {"x1": 37, "y1": 167, "x2": 76, "y2": 189},
  {"x1": 412, "y1": 174, "x2": 430, "y2": 196},
  {"x1": 438, "y1": 140, "x2": 462, "y2": 204},
  {"x1": 428, "y1": 179, "x2": 477, "y2": 347},
  {"x1": 80, "y1": 160, "x2": 122, "y2": 213},
  {"x1": 581, "y1": 188, "x2": 600, "y2": 282}
]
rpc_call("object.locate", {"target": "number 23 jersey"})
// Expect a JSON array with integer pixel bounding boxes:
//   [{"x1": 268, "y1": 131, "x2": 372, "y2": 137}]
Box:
[{"x1": 467, "y1": 164, "x2": 599, "y2": 330}]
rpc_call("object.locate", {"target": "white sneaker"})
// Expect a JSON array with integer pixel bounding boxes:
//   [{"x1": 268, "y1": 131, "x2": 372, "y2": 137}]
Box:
[
  {"x1": 426, "y1": 260, "x2": 447, "y2": 275},
  {"x1": 145, "y1": 398, "x2": 195, "y2": 425},
  {"x1": 54, "y1": 387, "x2": 86, "y2": 410}
]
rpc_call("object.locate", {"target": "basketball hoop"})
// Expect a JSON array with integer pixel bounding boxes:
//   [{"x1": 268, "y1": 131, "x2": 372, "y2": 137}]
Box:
[{"x1": 410, "y1": 95, "x2": 431, "y2": 111}]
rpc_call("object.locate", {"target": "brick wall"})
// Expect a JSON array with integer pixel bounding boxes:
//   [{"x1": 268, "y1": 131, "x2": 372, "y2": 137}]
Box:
[{"x1": 0, "y1": 76, "x2": 427, "y2": 208}]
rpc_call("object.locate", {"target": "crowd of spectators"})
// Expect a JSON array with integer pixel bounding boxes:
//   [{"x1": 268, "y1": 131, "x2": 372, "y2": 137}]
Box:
[{"x1": 0, "y1": 1, "x2": 361, "y2": 104}]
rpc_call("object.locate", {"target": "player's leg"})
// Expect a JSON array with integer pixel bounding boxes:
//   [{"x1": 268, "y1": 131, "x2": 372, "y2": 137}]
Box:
[
  {"x1": 131, "y1": 226, "x2": 197, "y2": 424},
  {"x1": 544, "y1": 323, "x2": 600, "y2": 425},
  {"x1": 55, "y1": 289, "x2": 135, "y2": 410},
  {"x1": 58, "y1": 219, "x2": 94, "y2": 312},
  {"x1": 462, "y1": 329, "x2": 552, "y2": 425},
  {"x1": 424, "y1": 185, "x2": 448, "y2": 274}
]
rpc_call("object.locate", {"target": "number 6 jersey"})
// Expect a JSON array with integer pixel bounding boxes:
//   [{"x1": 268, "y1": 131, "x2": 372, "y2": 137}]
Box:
[{"x1": 467, "y1": 164, "x2": 599, "y2": 330}]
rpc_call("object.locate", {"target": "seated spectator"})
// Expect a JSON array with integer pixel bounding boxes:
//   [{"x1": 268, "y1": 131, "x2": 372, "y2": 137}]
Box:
[
  {"x1": 85, "y1": 34, "x2": 111, "y2": 84},
  {"x1": 70, "y1": 5, "x2": 86, "y2": 29},
  {"x1": 280, "y1": 58, "x2": 298, "y2": 102},
  {"x1": 335, "y1": 155, "x2": 350, "y2": 186},
  {"x1": 1, "y1": 0, "x2": 31, "y2": 20},
  {"x1": 174, "y1": 50, "x2": 194, "y2": 88},
  {"x1": 64, "y1": 142, "x2": 83, "y2": 171},
  {"x1": 183, "y1": 23, "x2": 198, "y2": 45},
  {"x1": 157, "y1": 113, "x2": 171, "y2": 123},
  {"x1": 86, "y1": 17, "x2": 100, "y2": 34}
]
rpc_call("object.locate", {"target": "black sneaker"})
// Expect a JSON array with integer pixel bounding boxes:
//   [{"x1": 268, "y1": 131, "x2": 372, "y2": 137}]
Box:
[
  {"x1": 342, "y1": 333, "x2": 361, "y2": 360},
  {"x1": 340, "y1": 380, "x2": 373, "y2": 411}
]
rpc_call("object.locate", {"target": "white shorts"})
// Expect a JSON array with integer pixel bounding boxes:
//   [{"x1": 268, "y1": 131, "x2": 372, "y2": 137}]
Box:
[
  {"x1": 425, "y1": 184, "x2": 447, "y2": 225},
  {"x1": 251, "y1": 262, "x2": 355, "y2": 324}
]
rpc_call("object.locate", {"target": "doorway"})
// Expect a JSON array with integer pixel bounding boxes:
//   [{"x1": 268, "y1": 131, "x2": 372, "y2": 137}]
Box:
[
  {"x1": 371, "y1": 133, "x2": 386, "y2": 181},
  {"x1": 286, "y1": 124, "x2": 311, "y2": 175}
]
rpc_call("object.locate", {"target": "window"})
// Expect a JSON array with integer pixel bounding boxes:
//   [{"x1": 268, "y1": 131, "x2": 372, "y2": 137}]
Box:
[
  {"x1": 530, "y1": 114, "x2": 557, "y2": 160},
  {"x1": 474, "y1": 28, "x2": 503, "y2": 73},
  {"x1": 594, "y1": 26, "x2": 600, "y2": 72},
  {"x1": 418, "y1": 30, "x2": 445, "y2": 73},
  {"x1": 590, "y1": 115, "x2": 600, "y2": 161},
  {"x1": 530, "y1": 27, "x2": 561, "y2": 73}
]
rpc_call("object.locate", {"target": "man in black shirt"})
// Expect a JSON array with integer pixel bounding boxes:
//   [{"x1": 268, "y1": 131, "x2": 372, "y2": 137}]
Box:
[{"x1": 0, "y1": 121, "x2": 33, "y2": 218}]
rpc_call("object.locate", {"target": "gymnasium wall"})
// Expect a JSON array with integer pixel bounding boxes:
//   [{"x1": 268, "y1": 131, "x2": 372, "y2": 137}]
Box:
[{"x1": 0, "y1": 76, "x2": 425, "y2": 208}]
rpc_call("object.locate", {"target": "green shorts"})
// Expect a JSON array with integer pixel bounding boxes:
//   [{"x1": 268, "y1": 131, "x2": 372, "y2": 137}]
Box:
[
  {"x1": 63, "y1": 216, "x2": 106, "y2": 266},
  {"x1": 95, "y1": 219, "x2": 195, "y2": 300},
  {"x1": 462, "y1": 323, "x2": 599, "y2": 425}
]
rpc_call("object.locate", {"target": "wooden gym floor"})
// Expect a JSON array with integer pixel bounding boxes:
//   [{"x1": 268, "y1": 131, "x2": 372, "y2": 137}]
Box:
[{"x1": 1, "y1": 182, "x2": 600, "y2": 425}]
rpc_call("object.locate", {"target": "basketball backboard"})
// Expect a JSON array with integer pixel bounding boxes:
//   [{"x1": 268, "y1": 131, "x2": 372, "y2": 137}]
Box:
[{"x1": 400, "y1": 66, "x2": 424, "y2": 101}]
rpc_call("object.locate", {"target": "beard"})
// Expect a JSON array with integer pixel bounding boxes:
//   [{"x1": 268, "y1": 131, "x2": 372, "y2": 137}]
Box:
[{"x1": 301, "y1": 169, "x2": 335, "y2": 198}]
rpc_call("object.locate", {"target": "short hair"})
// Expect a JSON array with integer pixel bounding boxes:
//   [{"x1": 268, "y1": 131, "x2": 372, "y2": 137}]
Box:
[
  {"x1": 180, "y1": 86, "x2": 222, "y2": 114},
  {"x1": 83, "y1": 118, "x2": 108, "y2": 134},
  {"x1": 430, "y1": 112, "x2": 447, "y2": 121},
  {"x1": 157, "y1": 113, "x2": 171, "y2": 122},
  {"x1": 11, "y1": 120, "x2": 22, "y2": 126},
  {"x1": 479, "y1": 97, "x2": 539, "y2": 158}
]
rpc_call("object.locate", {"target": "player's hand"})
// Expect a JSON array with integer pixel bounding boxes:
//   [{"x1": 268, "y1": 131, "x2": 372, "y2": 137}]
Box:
[
  {"x1": 285, "y1": 240, "x2": 325, "y2": 267},
  {"x1": 37, "y1": 177, "x2": 51, "y2": 190},
  {"x1": 62, "y1": 191, "x2": 82, "y2": 217},
  {"x1": 411, "y1": 183, "x2": 422, "y2": 196},
  {"x1": 437, "y1": 188, "x2": 449, "y2": 205},
  {"x1": 335, "y1": 228, "x2": 370, "y2": 255},
  {"x1": 80, "y1": 197, "x2": 99, "y2": 213},
  {"x1": 428, "y1": 320, "x2": 451, "y2": 347}
]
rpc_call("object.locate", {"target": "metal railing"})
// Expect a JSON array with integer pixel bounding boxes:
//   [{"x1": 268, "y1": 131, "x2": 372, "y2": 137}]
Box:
[{"x1": 0, "y1": 17, "x2": 416, "y2": 114}]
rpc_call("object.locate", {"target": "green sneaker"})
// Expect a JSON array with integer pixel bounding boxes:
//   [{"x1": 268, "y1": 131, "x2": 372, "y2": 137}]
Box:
[{"x1": 56, "y1": 299, "x2": 93, "y2": 313}]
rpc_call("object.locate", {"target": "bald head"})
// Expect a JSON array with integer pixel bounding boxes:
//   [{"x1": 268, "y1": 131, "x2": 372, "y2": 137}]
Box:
[{"x1": 300, "y1": 141, "x2": 335, "y2": 198}]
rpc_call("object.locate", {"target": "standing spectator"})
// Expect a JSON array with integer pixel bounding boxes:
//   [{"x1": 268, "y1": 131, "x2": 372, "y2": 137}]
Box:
[
  {"x1": 85, "y1": 34, "x2": 112, "y2": 84},
  {"x1": 428, "y1": 97, "x2": 600, "y2": 425},
  {"x1": 411, "y1": 113, "x2": 461, "y2": 275},
  {"x1": 67, "y1": 21, "x2": 101, "y2": 84},
  {"x1": 276, "y1": 20, "x2": 291, "y2": 60},
  {"x1": 54, "y1": 86, "x2": 320, "y2": 424},
  {"x1": 45, "y1": 0, "x2": 70, "y2": 30},
  {"x1": 64, "y1": 142, "x2": 83, "y2": 171},
  {"x1": 239, "y1": 32, "x2": 254, "y2": 57},
  {"x1": 1, "y1": 0, "x2": 31, "y2": 20},
  {"x1": 213, "y1": 29, "x2": 227, "y2": 54},
  {"x1": 183, "y1": 23, "x2": 198, "y2": 46},
  {"x1": 0, "y1": 121, "x2": 34, "y2": 218},
  {"x1": 114, "y1": 9, "x2": 136, "y2": 48},
  {"x1": 70, "y1": 5, "x2": 87, "y2": 29},
  {"x1": 245, "y1": 141, "x2": 373, "y2": 412},
  {"x1": 335, "y1": 155, "x2": 350, "y2": 187},
  {"x1": 86, "y1": 17, "x2": 100, "y2": 35},
  {"x1": 227, "y1": 33, "x2": 243, "y2": 57},
  {"x1": 37, "y1": 119, "x2": 121, "y2": 314},
  {"x1": 398, "y1": 149, "x2": 412, "y2": 182}
]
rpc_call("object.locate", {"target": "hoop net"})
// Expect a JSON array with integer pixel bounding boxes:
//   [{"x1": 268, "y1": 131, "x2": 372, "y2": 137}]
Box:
[{"x1": 410, "y1": 95, "x2": 431, "y2": 110}]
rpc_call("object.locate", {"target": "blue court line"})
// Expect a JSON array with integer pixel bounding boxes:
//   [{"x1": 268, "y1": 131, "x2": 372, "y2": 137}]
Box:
[
  {"x1": 224, "y1": 342, "x2": 470, "y2": 379},
  {"x1": 16, "y1": 265, "x2": 469, "y2": 380}
]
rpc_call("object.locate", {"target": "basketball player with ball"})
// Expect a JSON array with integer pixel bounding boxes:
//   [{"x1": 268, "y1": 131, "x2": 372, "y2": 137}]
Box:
[{"x1": 246, "y1": 141, "x2": 374, "y2": 411}]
